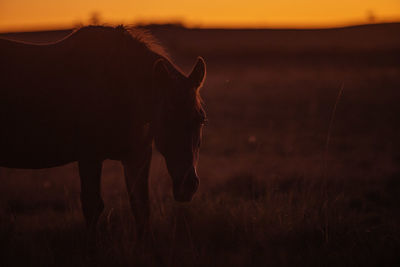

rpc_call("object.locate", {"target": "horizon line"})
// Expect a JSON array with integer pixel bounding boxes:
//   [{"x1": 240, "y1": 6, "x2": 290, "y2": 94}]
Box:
[{"x1": 1, "y1": 20, "x2": 399, "y2": 34}]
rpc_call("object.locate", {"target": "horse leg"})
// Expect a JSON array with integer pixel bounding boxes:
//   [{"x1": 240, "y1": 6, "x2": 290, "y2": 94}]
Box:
[
  {"x1": 122, "y1": 147, "x2": 152, "y2": 240},
  {"x1": 78, "y1": 160, "x2": 104, "y2": 230}
]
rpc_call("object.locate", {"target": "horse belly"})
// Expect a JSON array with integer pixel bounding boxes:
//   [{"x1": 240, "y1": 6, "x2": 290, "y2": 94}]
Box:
[{"x1": 0, "y1": 107, "x2": 78, "y2": 169}]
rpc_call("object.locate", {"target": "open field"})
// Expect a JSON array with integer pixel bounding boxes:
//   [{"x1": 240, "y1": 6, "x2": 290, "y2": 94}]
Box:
[{"x1": 1, "y1": 23, "x2": 400, "y2": 266}]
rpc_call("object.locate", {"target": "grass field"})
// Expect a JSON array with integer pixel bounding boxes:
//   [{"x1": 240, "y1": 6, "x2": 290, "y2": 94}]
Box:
[{"x1": 1, "y1": 23, "x2": 400, "y2": 266}]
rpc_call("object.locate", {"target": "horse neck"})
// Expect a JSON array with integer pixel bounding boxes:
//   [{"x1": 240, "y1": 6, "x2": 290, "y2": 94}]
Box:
[{"x1": 148, "y1": 52, "x2": 181, "y2": 134}]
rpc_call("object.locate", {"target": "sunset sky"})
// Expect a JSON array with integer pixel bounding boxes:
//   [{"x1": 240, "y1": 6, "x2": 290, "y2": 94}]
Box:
[{"x1": 0, "y1": 0, "x2": 399, "y2": 31}]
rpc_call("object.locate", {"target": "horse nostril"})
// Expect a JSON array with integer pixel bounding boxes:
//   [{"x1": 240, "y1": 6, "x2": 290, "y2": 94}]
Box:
[
  {"x1": 173, "y1": 172, "x2": 199, "y2": 202},
  {"x1": 192, "y1": 176, "x2": 199, "y2": 190},
  {"x1": 186, "y1": 173, "x2": 199, "y2": 190}
]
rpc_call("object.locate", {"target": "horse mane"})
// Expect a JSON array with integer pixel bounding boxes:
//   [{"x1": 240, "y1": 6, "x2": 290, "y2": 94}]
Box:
[
  {"x1": 69, "y1": 25, "x2": 170, "y2": 60},
  {"x1": 124, "y1": 26, "x2": 170, "y2": 60}
]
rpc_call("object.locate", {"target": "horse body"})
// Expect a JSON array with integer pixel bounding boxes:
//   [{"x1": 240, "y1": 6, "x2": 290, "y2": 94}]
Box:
[
  {"x1": 0, "y1": 27, "x2": 156, "y2": 168},
  {"x1": 0, "y1": 26, "x2": 206, "y2": 236}
]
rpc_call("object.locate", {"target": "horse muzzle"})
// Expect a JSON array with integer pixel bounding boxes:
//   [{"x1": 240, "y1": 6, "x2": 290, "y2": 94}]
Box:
[{"x1": 173, "y1": 167, "x2": 199, "y2": 202}]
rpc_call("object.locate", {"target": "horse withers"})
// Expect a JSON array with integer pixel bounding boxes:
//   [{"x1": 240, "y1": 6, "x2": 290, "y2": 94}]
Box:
[{"x1": 0, "y1": 25, "x2": 207, "y2": 237}]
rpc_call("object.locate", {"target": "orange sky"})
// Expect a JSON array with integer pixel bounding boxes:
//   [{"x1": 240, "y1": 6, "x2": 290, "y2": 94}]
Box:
[{"x1": 0, "y1": 0, "x2": 399, "y2": 31}]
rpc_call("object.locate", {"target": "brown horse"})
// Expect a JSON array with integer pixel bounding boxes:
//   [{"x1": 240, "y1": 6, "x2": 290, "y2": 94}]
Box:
[{"x1": 0, "y1": 25, "x2": 206, "y2": 236}]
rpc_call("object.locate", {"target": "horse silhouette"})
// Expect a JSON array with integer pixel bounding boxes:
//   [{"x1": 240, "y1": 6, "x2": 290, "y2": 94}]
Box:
[{"x1": 0, "y1": 25, "x2": 206, "y2": 237}]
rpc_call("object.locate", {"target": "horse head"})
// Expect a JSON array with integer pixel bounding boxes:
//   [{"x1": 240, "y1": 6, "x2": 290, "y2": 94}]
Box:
[{"x1": 152, "y1": 57, "x2": 206, "y2": 202}]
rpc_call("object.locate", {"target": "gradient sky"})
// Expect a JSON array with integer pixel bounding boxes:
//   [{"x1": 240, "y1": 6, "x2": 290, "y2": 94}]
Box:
[{"x1": 0, "y1": 0, "x2": 399, "y2": 31}]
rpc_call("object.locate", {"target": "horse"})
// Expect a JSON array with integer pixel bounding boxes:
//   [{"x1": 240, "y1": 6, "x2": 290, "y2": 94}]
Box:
[{"x1": 0, "y1": 25, "x2": 207, "y2": 237}]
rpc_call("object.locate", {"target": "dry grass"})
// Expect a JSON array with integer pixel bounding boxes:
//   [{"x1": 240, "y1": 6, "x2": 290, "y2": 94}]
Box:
[{"x1": 1, "y1": 165, "x2": 400, "y2": 266}]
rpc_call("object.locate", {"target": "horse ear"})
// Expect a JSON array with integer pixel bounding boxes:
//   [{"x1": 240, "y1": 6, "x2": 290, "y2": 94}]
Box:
[
  {"x1": 189, "y1": 57, "x2": 206, "y2": 88},
  {"x1": 153, "y1": 58, "x2": 170, "y2": 84}
]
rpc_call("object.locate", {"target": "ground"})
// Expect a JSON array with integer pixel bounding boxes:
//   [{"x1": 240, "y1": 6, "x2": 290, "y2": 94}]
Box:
[{"x1": 1, "y1": 23, "x2": 400, "y2": 266}]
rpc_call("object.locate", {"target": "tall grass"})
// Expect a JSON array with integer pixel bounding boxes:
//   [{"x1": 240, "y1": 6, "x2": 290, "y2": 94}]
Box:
[{"x1": 1, "y1": 168, "x2": 399, "y2": 266}]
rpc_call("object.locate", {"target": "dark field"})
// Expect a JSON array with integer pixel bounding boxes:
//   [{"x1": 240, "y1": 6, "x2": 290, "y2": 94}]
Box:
[{"x1": 1, "y1": 23, "x2": 400, "y2": 266}]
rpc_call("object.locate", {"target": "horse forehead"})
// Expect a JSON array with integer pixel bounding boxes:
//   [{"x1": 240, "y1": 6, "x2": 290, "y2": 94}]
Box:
[{"x1": 168, "y1": 75, "x2": 204, "y2": 117}]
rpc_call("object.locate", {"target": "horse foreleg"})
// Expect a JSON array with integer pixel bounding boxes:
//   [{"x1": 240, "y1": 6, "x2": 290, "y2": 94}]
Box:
[
  {"x1": 122, "y1": 147, "x2": 152, "y2": 240},
  {"x1": 78, "y1": 160, "x2": 104, "y2": 229}
]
